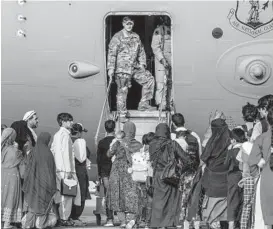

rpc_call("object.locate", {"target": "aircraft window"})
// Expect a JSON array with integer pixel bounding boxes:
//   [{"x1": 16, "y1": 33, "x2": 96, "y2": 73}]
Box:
[{"x1": 105, "y1": 13, "x2": 172, "y2": 111}]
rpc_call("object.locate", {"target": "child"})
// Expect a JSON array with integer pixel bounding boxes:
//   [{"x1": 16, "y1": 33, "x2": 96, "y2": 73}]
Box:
[
  {"x1": 236, "y1": 103, "x2": 258, "y2": 140},
  {"x1": 136, "y1": 132, "x2": 155, "y2": 229},
  {"x1": 70, "y1": 123, "x2": 91, "y2": 226},
  {"x1": 225, "y1": 128, "x2": 246, "y2": 229},
  {"x1": 96, "y1": 120, "x2": 116, "y2": 226},
  {"x1": 237, "y1": 141, "x2": 265, "y2": 229}
]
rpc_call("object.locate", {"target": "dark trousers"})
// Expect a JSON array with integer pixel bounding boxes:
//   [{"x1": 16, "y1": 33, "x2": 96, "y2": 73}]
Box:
[
  {"x1": 70, "y1": 201, "x2": 85, "y2": 220},
  {"x1": 102, "y1": 176, "x2": 114, "y2": 220}
]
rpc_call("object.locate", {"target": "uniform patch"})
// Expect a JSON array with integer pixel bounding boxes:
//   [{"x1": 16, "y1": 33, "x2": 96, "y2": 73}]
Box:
[{"x1": 227, "y1": 0, "x2": 273, "y2": 38}]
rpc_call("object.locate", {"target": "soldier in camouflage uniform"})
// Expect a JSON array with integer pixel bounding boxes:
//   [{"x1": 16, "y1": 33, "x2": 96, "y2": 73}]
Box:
[
  {"x1": 107, "y1": 16, "x2": 155, "y2": 116},
  {"x1": 151, "y1": 16, "x2": 172, "y2": 111}
]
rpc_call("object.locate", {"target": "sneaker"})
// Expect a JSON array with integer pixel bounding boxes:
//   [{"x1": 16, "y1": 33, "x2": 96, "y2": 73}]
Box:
[
  {"x1": 71, "y1": 219, "x2": 86, "y2": 226},
  {"x1": 126, "y1": 220, "x2": 135, "y2": 229},
  {"x1": 104, "y1": 220, "x2": 114, "y2": 227},
  {"x1": 58, "y1": 219, "x2": 74, "y2": 227},
  {"x1": 138, "y1": 221, "x2": 146, "y2": 228},
  {"x1": 120, "y1": 223, "x2": 126, "y2": 228}
]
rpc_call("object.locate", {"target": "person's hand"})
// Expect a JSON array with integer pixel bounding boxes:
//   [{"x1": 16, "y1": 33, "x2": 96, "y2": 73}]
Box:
[
  {"x1": 139, "y1": 64, "x2": 145, "y2": 71},
  {"x1": 13, "y1": 142, "x2": 18, "y2": 149},
  {"x1": 66, "y1": 173, "x2": 73, "y2": 179},
  {"x1": 108, "y1": 69, "x2": 114, "y2": 81},
  {"x1": 86, "y1": 159, "x2": 91, "y2": 169},
  {"x1": 257, "y1": 158, "x2": 266, "y2": 168},
  {"x1": 209, "y1": 110, "x2": 225, "y2": 124},
  {"x1": 201, "y1": 163, "x2": 206, "y2": 174},
  {"x1": 160, "y1": 58, "x2": 169, "y2": 69}
]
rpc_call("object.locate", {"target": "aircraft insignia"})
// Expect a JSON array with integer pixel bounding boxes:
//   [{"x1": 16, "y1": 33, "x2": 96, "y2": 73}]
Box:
[{"x1": 228, "y1": 0, "x2": 273, "y2": 37}]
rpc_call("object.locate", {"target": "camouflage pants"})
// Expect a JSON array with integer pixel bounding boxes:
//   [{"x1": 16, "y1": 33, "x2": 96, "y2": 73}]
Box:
[
  {"x1": 115, "y1": 69, "x2": 154, "y2": 114},
  {"x1": 155, "y1": 68, "x2": 172, "y2": 110}
]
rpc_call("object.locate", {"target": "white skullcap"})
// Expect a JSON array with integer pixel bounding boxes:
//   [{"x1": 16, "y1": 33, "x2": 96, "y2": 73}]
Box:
[
  {"x1": 242, "y1": 142, "x2": 253, "y2": 156},
  {"x1": 23, "y1": 110, "x2": 36, "y2": 121}
]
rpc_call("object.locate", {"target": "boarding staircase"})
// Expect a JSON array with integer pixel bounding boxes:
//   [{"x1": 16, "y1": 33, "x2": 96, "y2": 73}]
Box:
[
  {"x1": 93, "y1": 79, "x2": 173, "y2": 225},
  {"x1": 94, "y1": 78, "x2": 173, "y2": 145},
  {"x1": 95, "y1": 109, "x2": 172, "y2": 145}
]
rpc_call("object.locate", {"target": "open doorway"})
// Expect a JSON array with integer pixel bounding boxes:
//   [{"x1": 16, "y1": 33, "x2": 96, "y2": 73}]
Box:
[{"x1": 105, "y1": 13, "x2": 172, "y2": 111}]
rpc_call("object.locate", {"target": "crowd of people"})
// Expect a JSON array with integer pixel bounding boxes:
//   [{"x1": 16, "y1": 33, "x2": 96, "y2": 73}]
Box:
[
  {"x1": 1, "y1": 112, "x2": 91, "y2": 228},
  {"x1": 96, "y1": 95, "x2": 273, "y2": 229},
  {"x1": 1, "y1": 94, "x2": 273, "y2": 229}
]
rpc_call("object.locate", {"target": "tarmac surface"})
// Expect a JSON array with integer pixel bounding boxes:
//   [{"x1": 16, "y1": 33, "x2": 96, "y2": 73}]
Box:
[
  {"x1": 54, "y1": 194, "x2": 123, "y2": 229},
  {"x1": 53, "y1": 195, "x2": 209, "y2": 229}
]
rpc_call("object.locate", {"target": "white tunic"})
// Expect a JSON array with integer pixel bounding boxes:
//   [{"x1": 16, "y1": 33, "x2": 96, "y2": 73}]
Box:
[{"x1": 73, "y1": 138, "x2": 87, "y2": 163}]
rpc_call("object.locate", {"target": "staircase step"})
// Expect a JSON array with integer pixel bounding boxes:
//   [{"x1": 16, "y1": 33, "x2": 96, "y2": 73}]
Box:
[
  {"x1": 114, "y1": 110, "x2": 169, "y2": 142},
  {"x1": 127, "y1": 110, "x2": 167, "y2": 118}
]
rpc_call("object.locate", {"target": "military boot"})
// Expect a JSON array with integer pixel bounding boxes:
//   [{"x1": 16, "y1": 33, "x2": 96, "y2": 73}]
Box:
[{"x1": 138, "y1": 102, "x2": 157, "y2": 111}]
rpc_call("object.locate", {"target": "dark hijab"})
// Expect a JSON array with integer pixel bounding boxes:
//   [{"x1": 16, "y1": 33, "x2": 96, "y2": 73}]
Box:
[
  {"x1": 11, "y1": 120, "x2": 35, "y2": 152},
  {"x1": 201, "y1": 118, "x2": 231, "y2": 167},
  {"x1": 22, "y1": 132, "x2": 57, "y2": 214},
  {"x1": 150, "y1": 123, "x2": 172, "y2": 163}
]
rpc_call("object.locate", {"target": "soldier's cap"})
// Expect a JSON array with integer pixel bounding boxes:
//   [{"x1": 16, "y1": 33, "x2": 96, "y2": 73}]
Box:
[
  {"x1": 72, "y1": 123, "x2": 88, "y2": 133},
  {"x1": 122, "y1": 16, "x2": 134, "y2": 24}
]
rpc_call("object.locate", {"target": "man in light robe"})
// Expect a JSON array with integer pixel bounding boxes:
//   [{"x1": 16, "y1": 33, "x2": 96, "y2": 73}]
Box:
[
  {"x1": 23, "y1": 110, "x2": 39, "y2": 142},
  {"x1": 51, "y1": 113, "x2": 81, "y2": 226}
]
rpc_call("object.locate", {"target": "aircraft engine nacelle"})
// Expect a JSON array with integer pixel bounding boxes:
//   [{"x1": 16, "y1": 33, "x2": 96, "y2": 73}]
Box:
[{"x1": 68, "y1": 61, "x2": 100, "y2": 79}]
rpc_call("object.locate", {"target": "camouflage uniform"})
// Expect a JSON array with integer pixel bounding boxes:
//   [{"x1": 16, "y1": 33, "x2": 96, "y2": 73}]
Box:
[
  {"x1": 107, "y1": 30, "x2": 155, "y2": 115},
  {"x1": 151, "y1": 25, "x2": 172, "y2": 110}
]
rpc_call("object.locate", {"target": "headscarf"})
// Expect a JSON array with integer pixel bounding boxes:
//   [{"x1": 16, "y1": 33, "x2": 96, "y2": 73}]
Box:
[
  {"x1": 11, "y1": 120, "x2": 35, "y2": 151},
  {"x1": 201, "y1": 118, "x2": 231, "y2": 166},
  {"x1": 121, "y1": 121, "x2": 142, "y2": 157},
  {"x1": 123, "y1": 121, "x2": 136, "y2": 141},
  {"x1": 150, "y1": 123, "x2": 172, "y2": 163},
  {"x1": 1, "y1": 128, "x2": 23, "y2": 166},
  {"x1": 22, "y1": 132, "x2": 57, "y2": 214},
  {"x1": 1, "y1": 128, "x2": 17, "y2": 151}
]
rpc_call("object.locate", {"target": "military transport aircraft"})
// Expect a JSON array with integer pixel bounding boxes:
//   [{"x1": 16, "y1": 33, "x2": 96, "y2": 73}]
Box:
[{"x1": 2, "y1": 0, "x2": 273, "y2": 171}]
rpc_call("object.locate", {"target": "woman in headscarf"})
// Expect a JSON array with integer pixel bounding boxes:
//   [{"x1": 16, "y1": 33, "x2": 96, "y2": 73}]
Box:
[
  {"x1": 21, "y1": 132, "x2": 57, "y2": 229},
  {"x1": 1, "y1": 128, "x2": 24, "y2": 229},
  {"x1": 107, "y1": 121, "x2": 142, "y2": 229},
  {"x1": 201, "y1": 118, "x2": 231, "y2": 229},
  {"x1": 149, "y1": 123, "x2": 192, "y2": 228},
  {"x1": 10, "y1": 120, "x2": 35, "y2": 158}
]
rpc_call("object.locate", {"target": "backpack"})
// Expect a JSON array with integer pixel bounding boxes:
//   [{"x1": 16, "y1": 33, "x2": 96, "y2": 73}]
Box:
[
  {"x1": 175, "y1": 130, "x2": 200, "y2": 171},
  {"x1": 130, "y1": 147, "x2": 153, "y2": 183}
]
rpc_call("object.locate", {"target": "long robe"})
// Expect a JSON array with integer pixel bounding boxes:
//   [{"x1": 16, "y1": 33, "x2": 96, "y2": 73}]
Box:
[
  {"x1": 107, "y1": 121, "x2": 142, "y2": 215},
  {"x1": 248, "y1": 128, "x2": 273, "y2": 226},
  {"x1": 22, "y1": 132, "x2": 58, "y2": 228},
  {"x1": 201, "y1": 119, "x2": 231, "y2": 224},
  {"x1": 149, "y1": 123, "x2": 192, "y2": 227},
  {"x1": 1, "y1": 128, "x2": 24, "y2": 223}
]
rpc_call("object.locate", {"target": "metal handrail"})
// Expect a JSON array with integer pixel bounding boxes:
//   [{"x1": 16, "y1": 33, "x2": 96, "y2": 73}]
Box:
[{"x1": 94, "y1": 78, "x2": 112, "y2": 146}]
